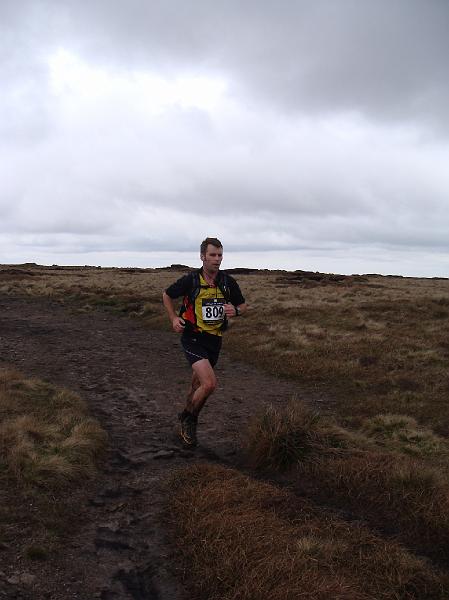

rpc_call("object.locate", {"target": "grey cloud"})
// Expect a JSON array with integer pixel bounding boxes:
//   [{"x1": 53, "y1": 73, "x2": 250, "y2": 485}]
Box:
[
  {"x1": 2, "y1": 99, "x2": 447, "y2": 251},
  {"x1": 1, "y1": 1, "x2": 449, "y2": 276},
  {"x1": 3, "y1": 2, "x2": 449, "y2": 124},
  {"x1": 7, "y1": 0, "x2": 447, "y2": 128},
  {"x1": 237, "y1": 1, "x2": 449, "y2": 124}
]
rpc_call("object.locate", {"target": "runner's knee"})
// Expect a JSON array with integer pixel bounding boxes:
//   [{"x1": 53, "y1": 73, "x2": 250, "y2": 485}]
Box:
[{"x1": 202, "y1": 376, "x2": 217, "y2": 395}]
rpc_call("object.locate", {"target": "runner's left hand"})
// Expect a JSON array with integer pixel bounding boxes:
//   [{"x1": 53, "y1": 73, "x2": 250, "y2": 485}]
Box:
[{"x1": 224, "y1": 303, "x2": 237, "y2": 317}]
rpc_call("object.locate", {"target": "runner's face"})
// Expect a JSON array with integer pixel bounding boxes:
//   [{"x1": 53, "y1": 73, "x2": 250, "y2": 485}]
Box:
[{"x1": 201, "y1": 244, "x2": 223, "y2": 274}]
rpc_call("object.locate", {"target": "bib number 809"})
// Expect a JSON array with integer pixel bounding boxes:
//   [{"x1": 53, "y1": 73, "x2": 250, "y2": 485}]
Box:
[{"x1": 202, "y1": 301, "x2": 225, "y2": 323}]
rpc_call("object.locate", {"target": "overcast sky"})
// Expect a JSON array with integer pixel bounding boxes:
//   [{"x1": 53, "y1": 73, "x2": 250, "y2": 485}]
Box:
[{"x1": 1, "y1": 1, "x2": 449, "y2": 276}]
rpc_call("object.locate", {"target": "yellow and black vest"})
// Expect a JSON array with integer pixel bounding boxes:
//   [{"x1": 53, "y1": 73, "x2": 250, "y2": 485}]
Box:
[{"x1": 180, "y1": 271, "x2": 231, "y2": 336}]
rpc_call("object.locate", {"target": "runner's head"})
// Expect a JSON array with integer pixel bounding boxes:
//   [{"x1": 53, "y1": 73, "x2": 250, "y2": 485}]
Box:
[{"x1": 200, "y1": 237, "x2": 223, "y2": 274}]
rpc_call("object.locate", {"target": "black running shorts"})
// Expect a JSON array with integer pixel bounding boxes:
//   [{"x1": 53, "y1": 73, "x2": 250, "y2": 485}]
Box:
[{"x1": 181, "y1": 331, "x2": 222, "y2": 368}]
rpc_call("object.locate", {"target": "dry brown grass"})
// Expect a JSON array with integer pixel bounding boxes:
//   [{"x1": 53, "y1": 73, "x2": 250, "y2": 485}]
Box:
[
  {"x1": 246, "y1": 401, "x2": 449, "y2": 470},
  {"x1": 245, "y1": 400, "x2": 363, "y2": 470},
  {"x1": 3, "y1": 264, "x2": 448, "y2": 433},
  {"x1": 168, "y1": 463, "x2": 449, "y2": 600},
  {"x1": 0, "y1": 368, "x2": 107, "y2": 487},
  {"x1": 0, "y1": 367, "x2": 107, "y2": 558},
  {"x1": 297, "y1": 451, "x2": 449, "y2": 563},
  {"x1": 245, "y1": 401, "x2": 449, "y2": 564},
  {"x1": 361, "y1": 414, "x2": 449, "y2": 458},
  {"x1": 4, "y1": 263, "x2": 449, "y2": 578},
  {"x1": 226, "y1": 273, "x2": 449, "y2": 434},
  {"x1": 0, "y1": 264, "x2": 171, "y2": 325}
]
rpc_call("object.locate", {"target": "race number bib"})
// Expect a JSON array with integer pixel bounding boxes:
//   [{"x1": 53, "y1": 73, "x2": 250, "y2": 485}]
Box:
[{"x1": 202, "y1": 299, "x2": 225, "y2": 323}]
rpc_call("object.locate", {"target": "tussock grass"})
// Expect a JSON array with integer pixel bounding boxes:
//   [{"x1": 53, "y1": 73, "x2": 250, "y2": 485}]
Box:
[
  {"x1": 0, "y1": 367, "x2": 107, "y2": 558},
  {"x1": 0, "y1": 368, "x2": 107, "y2": 487},
  {"x1": 299, "y1": 452, "x2": 449, "y2": 563},
  {"x1": 361, "y1": 414, "x2": 449, "y2": 457},
  {"x1": 169, "y1": 463, "x2": 449, "y2": 600},
  {"x1": 246, "y1": 402, "x2": 449, "y2": 471},
  {"x1": 245, "y1": 401, "x2": 449, "y2": 564},
  {"x1": 246, "y1": 400, "x2": 362, "y2": 470}
]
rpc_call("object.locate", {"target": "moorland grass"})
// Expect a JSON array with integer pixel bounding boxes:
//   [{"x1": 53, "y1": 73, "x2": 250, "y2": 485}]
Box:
[
  {"x1": 168, "y1": 463, "x2": 449, "y2": 600},
  {"x1": 3, "y1": 264, "x2": 449, "y2": 581},
  {"x1": 0, "y1": 367, "x2": 107, "y2": 555},
  {"x1": 0, "y1": 368, "x2": 107, "y2": 486},
  {"x1": 3, "y1": 264, "x2": 448, "y2": 432},
  {"x1": 231, "y1": 274, "x2": 449, "y2": 418},
  {"x1": 245, "y1": 401, "x2": 449, "y2": 564},
  {"x1": 245, "y1": 400, "x2": 363, "y2": 470}
]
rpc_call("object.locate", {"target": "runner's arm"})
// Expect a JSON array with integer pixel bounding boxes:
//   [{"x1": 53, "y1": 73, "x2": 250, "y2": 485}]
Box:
[
  {"x1": 235, "y1": 302, "x2": 248, "y2": 316},
  {"x1": 224, "y1": 275, "x2": 247, "y2": 318},
  {"x1": 224, "y1": 302, "x2": 247, "y2": 317},
  {"x1": 162, "y1": 292, "x2": 186, "y2": 333},
  {"x1": 163, "y1": 273, "x2": 193, "y2": 333}
]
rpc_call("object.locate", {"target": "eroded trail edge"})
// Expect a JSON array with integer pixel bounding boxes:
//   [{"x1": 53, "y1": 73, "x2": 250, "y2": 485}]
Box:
[{"x1": 0, "y1": 295, "x2": 303, "y2": 600}]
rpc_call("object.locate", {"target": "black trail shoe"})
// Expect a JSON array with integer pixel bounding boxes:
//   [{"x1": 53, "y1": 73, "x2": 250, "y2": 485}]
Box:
[{"x1": 178, "y1": 410, "x2": 198, "y2": 447}]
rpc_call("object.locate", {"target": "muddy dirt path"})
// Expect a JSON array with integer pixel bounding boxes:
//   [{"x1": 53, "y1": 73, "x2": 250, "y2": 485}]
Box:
[{"x1": 0, "y1": 295, "x2": 318, "y2": 600}]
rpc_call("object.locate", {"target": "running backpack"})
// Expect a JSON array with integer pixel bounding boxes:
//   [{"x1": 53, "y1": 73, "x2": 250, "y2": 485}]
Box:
[{"x1": 181, "y1": 270, "x2": 231, "y2": 331}]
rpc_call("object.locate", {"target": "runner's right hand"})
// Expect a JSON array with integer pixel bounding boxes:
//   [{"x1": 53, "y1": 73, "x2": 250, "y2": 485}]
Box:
[{"x1": 172, "y1": 317, "x2": 186, "y2": 333}]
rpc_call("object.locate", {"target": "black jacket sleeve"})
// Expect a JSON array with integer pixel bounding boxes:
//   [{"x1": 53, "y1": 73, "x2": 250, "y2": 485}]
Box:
[
  {"x1": 227, "y1": 275, "x2": 245, "y2": 306},
  {"x1": 165, "y1": 273, "x2": 193, "y2": 299}
]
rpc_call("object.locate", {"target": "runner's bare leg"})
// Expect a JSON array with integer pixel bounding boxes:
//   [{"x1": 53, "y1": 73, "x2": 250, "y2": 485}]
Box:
[
  {"x1": 187, "y1": 371, "x2": 200, "y2": 403},
  {"x1": 186, "y1": 359, "x2": 217, "y2": 415}
]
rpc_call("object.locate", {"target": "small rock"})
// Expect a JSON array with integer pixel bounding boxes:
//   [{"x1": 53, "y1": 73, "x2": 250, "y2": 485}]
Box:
[
  {"x1": 7, "y1": 572, "x2": 36, "y2": 585},
  {"x1": 126, "y1": 484, "x2": 145, "y2": 496},
  {"x1": 108, "y1": 502, "x2": 126, "y2": 513},
  {"x1": 97, "y1": 521, "x2": 121, "y2": 534},
  {"x1": 131, "y1": 510, "x2": 159, "y2": 524}
]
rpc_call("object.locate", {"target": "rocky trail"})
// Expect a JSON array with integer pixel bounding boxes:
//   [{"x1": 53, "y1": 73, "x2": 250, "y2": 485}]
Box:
[{"x1": 0, "y1": 295, "x2": 310, "y2": 600}]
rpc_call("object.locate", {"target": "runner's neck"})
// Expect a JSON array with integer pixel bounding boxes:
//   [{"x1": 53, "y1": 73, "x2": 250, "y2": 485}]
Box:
[{"x1": 202, "y1": 269, "x2": 217, "y2": 286}]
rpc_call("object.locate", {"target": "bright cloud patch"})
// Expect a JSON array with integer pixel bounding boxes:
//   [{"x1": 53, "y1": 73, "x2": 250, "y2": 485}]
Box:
[{"x1": 48, "y1": 49, "x2": 227, "y2": 113}]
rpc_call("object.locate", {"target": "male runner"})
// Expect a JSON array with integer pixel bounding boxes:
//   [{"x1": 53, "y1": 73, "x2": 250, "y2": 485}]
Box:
[{"x1": 162, "y1": 237, "x2": 247, "y2": 446}]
